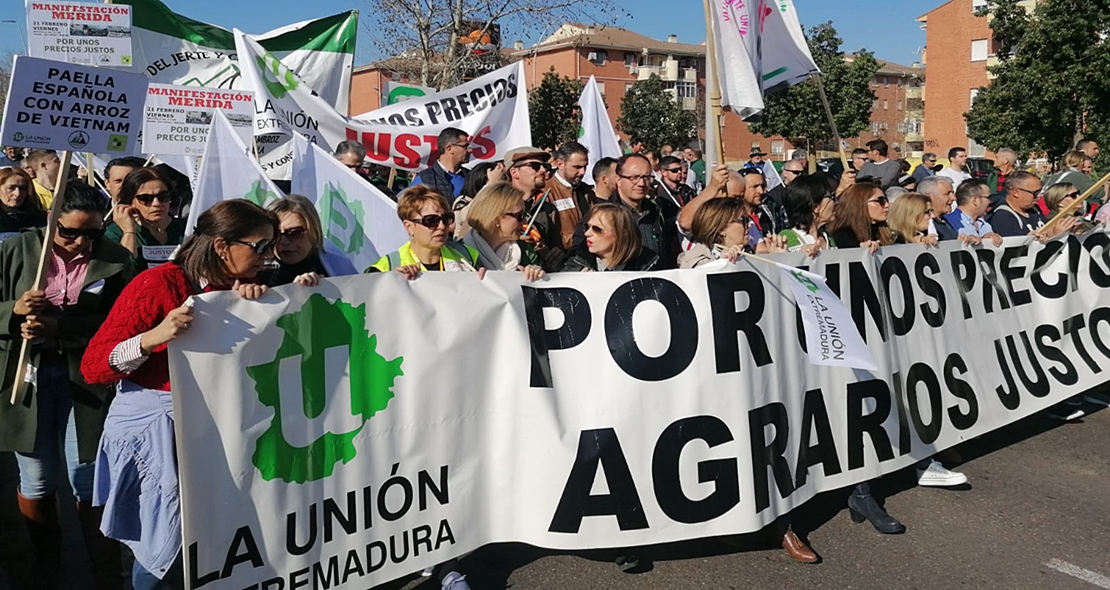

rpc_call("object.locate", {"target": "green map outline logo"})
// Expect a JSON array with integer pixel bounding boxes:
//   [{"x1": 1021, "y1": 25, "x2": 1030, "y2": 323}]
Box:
[
  {"x1": 257, "y1": 52, "x2": 299, "y2": 99},
  {"x1": 243, "y1": 180, "x2": 279, "y2": 207},
  {"x1": 248, "y1": 294, "x2": 404, "y2": 484},
  {"x1": 318, "y1": 181, "x2": 366, "y2": 255}
]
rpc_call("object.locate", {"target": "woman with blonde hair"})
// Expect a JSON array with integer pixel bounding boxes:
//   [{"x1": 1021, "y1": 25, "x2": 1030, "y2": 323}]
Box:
[
  {"x1": 888, "y1": 193, "x2": 939, "y2": 246},
  {"x1": 460, "y1": 182, "x2": 544, "y2": 280},
  {"x1": 1042, "y1": 183, "x2": 1095, "y2": 234},
  {"x1": 261, "y1": 195, "x2": 356, "y2": 286},
  {"x1": 562, "y1": 203, "x2": 658, "y2": 271}
]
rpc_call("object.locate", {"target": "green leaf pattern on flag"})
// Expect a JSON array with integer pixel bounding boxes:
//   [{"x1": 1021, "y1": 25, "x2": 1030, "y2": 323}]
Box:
[
  {"x1": 256, "y1": 52, "x2": 299, "y2": 99},
  {"x1": 243, "y1": 180, "x2": 279, "y2": 207},
  {"x1": 318, "y1": 182, "x2": 366, "y2": 255}
]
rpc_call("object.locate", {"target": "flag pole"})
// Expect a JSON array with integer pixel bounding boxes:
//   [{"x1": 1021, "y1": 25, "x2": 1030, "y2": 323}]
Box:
[
  {"x1": 11, "y1": 151, "x2": 74, "y2": 405},
  {"x1": 813, "y1": 73, "x2": 849, "y2": 171},
  {"x1": 702, "y1": 0, "x2": 726, "y2": 165}
]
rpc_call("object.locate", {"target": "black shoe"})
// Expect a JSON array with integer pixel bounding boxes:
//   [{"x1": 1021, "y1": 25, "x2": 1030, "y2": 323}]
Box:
[{"x1": 848, "y1": 493, "x2": 905, "y2": 534}]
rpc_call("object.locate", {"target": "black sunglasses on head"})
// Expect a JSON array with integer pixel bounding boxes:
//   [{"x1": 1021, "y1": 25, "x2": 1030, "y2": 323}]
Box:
[
  {"x1": 133, "y1": 191, "x2": 173, "y2": 205},
  {"x1": 57, "y1": 224, "x2": 105, "y2": 240},
  {"x1": 411, "y1": 212, "x2": 455, "y2": 228}
]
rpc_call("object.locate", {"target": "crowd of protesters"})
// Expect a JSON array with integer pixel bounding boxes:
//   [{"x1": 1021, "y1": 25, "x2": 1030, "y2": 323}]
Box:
[{"x1": 0, "y1": 129, "x2": 1108, "y2": 590}]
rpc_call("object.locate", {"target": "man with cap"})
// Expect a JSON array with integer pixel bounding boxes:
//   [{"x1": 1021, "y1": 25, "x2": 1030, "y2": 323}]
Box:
[
  {"x1": 744, "y1": 148, "x2": 767, "y2": 170},
  {"x1": 506, "y1": 146, "x2": 568, "y2": 270}
]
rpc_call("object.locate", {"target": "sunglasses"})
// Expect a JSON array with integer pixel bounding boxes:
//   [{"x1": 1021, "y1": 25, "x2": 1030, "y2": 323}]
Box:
[
  {"x1": 279, "y1": 226, "x2": 308, "y2": 240},
  {"x1": 411, "y1": 212, "x2": 455, "y2": 228},
  {"x1": 783, "y1": 169, "x2": 805, "y2": 175},
  {"x1": 134, "y1": 191, "x2": 173, "y2": 205},
  {"x1": 868, "y1": 196, "x2": 890, "y2": 206},
  {"x1": 1064, "y1": 191, "x2": 1081, "y2": 199},
  {"x1": 823, "y1": 193, "x2": 839, "y2": 202},
  {"x1": 230, "y1": 238, "x2": 275, "y2": 254},
  {"x1": 516, "y1": 161, "x2": 551, "y2": 172},
  {"x1": 664, "y1": 167, "x2": 685, "y2": 174},
  {"x1": 924, "y1": 208, "x2": 935, "y2": 216},
  {"x1": 503, "y1": 210, "x2": 528, "y2": 223},
  {"x1": 56, "y1": 224, "x2": 105, "y2": 240},
  {"x1": 587, "y1": 224, "x2": 607, "y2": 234}
]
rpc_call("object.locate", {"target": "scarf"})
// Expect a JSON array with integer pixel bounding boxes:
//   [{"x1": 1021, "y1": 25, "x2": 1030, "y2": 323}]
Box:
[{"x1": 462, "y1": 231, "x2": 521, "y2": 271}]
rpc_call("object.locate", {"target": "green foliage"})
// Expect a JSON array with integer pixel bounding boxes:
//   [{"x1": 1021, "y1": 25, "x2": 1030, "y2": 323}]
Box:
[
  {"x1": 528, "y1": 69, "x2": 583, "y2": 150},
  {"x1": 616, "y1": 74, "x2": 698, "y2": 149},
  {"x1": 966, "y1": 0, "x2": 1110, "y2": 159},
  {"x1": 748, "y1": 23, "x2": 878, "y2": 149}
]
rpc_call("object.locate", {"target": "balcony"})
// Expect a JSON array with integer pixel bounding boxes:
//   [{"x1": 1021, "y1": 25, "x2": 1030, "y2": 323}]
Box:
[{"x1": 635, "y1": 60, "x2": 695, "y2": 82}]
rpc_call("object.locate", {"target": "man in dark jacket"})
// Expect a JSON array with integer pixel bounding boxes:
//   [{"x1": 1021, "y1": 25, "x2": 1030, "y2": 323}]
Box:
[{"x1": 409, "y1": 127, "x2": 469, "y2": 199}]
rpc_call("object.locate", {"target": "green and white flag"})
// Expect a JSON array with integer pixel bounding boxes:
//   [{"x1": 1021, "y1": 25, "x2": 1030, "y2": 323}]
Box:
[
  {"x1": 290, "y1": 133, "x2": 408, "y2": 271},
  {"x1": 115, "y1": 0, "x2": 357, "y2": 113},
  {"x1": 186, "y1": 109, "x2": 281, "y2": 235}
]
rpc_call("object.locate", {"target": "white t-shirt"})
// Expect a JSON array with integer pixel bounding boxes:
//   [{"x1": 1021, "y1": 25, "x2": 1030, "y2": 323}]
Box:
[{"x1": 936, "y1": 167, "x2": 972, "y2": 190}]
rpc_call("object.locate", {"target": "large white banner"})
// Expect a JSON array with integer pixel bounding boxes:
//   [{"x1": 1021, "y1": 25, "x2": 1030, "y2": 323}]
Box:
[
  {"x1": 171, "y1": 235, "x2": 1110, "y2": 589},
  {"x1": 235, "y1": 30, "x2": 532, "y2": 181},
  {"x1": 27, "y1": 0, "x2": 133, "y2": 67}
]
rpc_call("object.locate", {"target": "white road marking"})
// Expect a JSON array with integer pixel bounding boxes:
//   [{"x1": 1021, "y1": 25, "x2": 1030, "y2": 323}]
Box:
[{"x1": 1046, "y1": 559, "x2": 1110, "y2": 589}]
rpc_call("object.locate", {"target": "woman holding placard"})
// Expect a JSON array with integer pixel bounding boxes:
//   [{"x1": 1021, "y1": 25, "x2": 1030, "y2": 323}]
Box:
[
  {"x1": 105, "y1": 167, "x2": 187, "y2": 270},
  {"x1": 0, "y1": 183, "x2": 135, "y2": 589}
]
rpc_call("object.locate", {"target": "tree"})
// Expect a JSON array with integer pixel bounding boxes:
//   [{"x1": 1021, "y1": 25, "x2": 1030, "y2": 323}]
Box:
[
  {"x1": 617, "y1": 75, "x2": 698, "y2": 149},
  {"x1": 965, "y1": 0, "x2": 1110, "y2": 160},
  {"x1": 364, "y1": 1, "x2": 624, "y2": 89},
  {"x1": 529, "y1": 69, "x2": 583, "y2": 150},
  {"x1": 747, "y1": 23, "x2": 878, "y2": 151}
]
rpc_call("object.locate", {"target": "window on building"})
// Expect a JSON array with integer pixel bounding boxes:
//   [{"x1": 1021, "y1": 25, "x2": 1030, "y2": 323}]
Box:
[
  {"x1": 771, "y1": 140, "x2": 785, "y2": 155},
  {"x1": 625, "y1": 83, "x2": 633, "y2": 94},
  {"x1": 883, "y1": 76, "x2": 889, "y2": 88},
  {"x1": 588, "y1": 49, "x2": 608, "y2": 65},
  {"x1": 598, "y1": 81, "x2": 606, "y2": 95},
  {"x1": 897, "y1": 102, "x2": 902, "y2": 111},
  {"x1": 972, "y1": 0, "x2": 988, "y2": 11},
  {"x1": 624, "y1": 52, "x2": 636, "y2": 67},
  {"x1": 970, "y1": 88, "x2": 980, "y2": 108},
  {"x1": 971, "y1": 39, "x2": 989, "y2": 62},
  {"x1": 883, "y1": 99, "x2": 889, "y2": 110},
  {"x1": 674, "y1": 81, "x2": 697, "y2": 99},
  {"x1": 871, "y1": 122, "x2": 880, "y2": 135},
  {"x1": 751, "y1": 141, "x2": 760, "y2": 152}
]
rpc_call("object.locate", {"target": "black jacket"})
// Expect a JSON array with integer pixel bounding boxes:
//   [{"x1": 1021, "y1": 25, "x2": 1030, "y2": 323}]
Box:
[{"x1": 416, "y1": 162, "x2": 459, "y2": 199}]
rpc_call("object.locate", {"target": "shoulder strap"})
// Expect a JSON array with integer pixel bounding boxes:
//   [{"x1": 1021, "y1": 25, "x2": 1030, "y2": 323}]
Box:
[{"x1": 387, "y1": 250, "x2": 401, "y2": 270}]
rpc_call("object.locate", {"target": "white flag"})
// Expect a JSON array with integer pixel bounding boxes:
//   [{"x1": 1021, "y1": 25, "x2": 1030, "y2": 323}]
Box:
[
  {"x1": 763, "y1": 161, "x2": 784, "y2": 192},
  {"x1": 186, "y1": 110, "x2": 283, "y2": 235},
  {"x1": 709, "y1": 0, "x2": 764, "y2": 120},
  {"x1": 290, "y1": 134, "x2": 409, "y2": 271},
  {"x1": 576, "y1": 76, "x2": 623, "y2": 186},
  {"x1": 761, "y1": 0, "x2": 821, "y2": 93},
  {"x1": 777, "y1": 263, "x2": 877, "y2": 371}
]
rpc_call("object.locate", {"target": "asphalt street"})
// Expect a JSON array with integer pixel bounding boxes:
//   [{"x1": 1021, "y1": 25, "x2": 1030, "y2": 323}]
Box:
[{"x1": 1, "y1": 398, "x2": 1108, "y2": 590}]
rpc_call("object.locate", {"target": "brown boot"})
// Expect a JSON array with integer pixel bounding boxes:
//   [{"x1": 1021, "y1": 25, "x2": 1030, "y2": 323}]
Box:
[
  {"x1": 781, "y1": 529, "x2": 818, "y2": 563},
  {"x1": 76, "y1": 503, "x2": 123, "y2": 590},
  {"x1": 16, "y1": 491, "x2": 61, "y2": 588}
]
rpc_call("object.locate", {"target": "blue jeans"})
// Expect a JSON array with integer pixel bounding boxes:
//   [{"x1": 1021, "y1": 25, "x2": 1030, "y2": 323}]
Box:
[
  {"x1": 132, "y1": 552, "x2": 183, "y2": 590},
  {"x1": 15, "y1": 364, "x2": 94, "y2": 503}
]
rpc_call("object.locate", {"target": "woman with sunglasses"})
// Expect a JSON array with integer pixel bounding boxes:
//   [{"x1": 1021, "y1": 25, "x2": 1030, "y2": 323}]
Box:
[
  {"x1": 369, "y1": 186, "x2": 481, "y2": 276},
  {"x1": 679, "y1": 198, "x2": 785, "y2": 268},
  {"x1": 106, "y1": 167, "x2": 186, "y2": 270},
  {"x1": 0, "y1": 167, "x2": 46, "y2": 242},
  {"x1": 779, "y1": 175, "x2": 838, "y2": 256},
  {"x1": 562, "y1": 203, "x2": 659, "y2": 272},
  {"x1": 1043, "y1": 183, "x2": 1095, "y2": 234},
  {"x1": 826, "y1": 182, "x2": 894, "y2": 253},
  {"x1": 82, "y1": 200, "x2": 277, "y2": 590},
  {"x1": 459, "y1": 182, "x2": 545, "y2": 280},
  {"x1": 260, "y1": 195, "x2": 357, "y2": 287},
  {"x1": 0, "y1": 183, "x2": 135, "y2": 589},
  {"x1": 888, "y1": 193, "x2": 940, "y2": 246}
]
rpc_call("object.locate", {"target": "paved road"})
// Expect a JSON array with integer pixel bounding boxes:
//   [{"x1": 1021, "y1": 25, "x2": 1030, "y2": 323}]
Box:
[{"x1": 3, "y1": 401, "x2": 1108, "y2": 590}]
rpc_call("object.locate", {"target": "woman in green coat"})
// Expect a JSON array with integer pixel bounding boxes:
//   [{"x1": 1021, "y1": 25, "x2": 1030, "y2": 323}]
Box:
[{"x1": 0, "y1": 183, "x2": 135, "y2": 589}]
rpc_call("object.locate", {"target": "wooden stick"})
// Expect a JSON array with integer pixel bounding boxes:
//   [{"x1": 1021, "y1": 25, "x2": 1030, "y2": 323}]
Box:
[
  {"x1": 701, "y1": 0, "x2": 726, "y2": 164},
  {"x1": 1039, "y1": 170, "x2": 1110, "y2": 235},
  {"x1": 737, "y1": 249, "x2": 784, "y2": 267},
  {"x1": 814, "y1": 74, "x2": 850, "y2": 172},
  {"x1": 387, "y1": 166, "x2": 397, "y2": 190},
  {"x1": 85, "y1": 152, "x2": 95, "y2": 186},
  {"x1": 142, "y1": 153, "x2": 156, "y2": 167},
  {"x1": 11, "y1": 151, "x2": 74, "y2": 406}
]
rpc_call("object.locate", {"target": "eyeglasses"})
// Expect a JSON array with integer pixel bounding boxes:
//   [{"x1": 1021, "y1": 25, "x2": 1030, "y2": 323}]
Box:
[
  {"x1": 279, "y1": 227, "x2": 308, "y2": 240},
  {"x1": 1063, "y1": 191, "x2": 1081, "y2": 199},
  {"x1": 783, "y1": 169, "x2": 805, "y2": 175},
  {"x1": 411, "y1": 212, "x2": 455, "y2": 228},
  {"x1": 868, "y1": 196, "x2": 890, "y2": 206},
  {"x1": 230, "y1": 238, "x2": 275, "y2": 254},
  {"x1": 503, "y1": 210, "x2": 528, "y2": 223},
  {"x1": 618, "y1": 174, "x2": 654, "y2": 184},
  {"x1": 664, "y1": 167, "x2": 685, "y2": 174},
  {"x1": 1014, "y1": 187, "x2": 1042, "y2": 198},
  {"x1": 134, "y1": 191, "x2": 173, "y2": 205},
  {"x1": 586, "y1": 224, "x2": 607, "y2": 234},
  {"x1": 56, "y1": 224, "x2": 105, "y2": 240},
  {"x1": 515, "y1": 161, "x2": 551, "y2": 172}
]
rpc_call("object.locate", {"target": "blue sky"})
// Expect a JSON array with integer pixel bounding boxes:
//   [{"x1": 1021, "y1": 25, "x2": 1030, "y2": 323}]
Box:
[{"x1": 0, "y1": 0, "x2": 932, "y2": 67}]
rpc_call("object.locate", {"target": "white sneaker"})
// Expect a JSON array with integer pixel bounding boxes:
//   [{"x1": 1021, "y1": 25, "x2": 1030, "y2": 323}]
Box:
[
  {"x1": 1083, "y1": 394, "x2": 1110, "y2": 408},
  {"x1": 1048, "y1": 408, "x2": 1085, "y2": 421},
  {"x1": 916, "y1": 459, "x2": 968, "y2": 487}
]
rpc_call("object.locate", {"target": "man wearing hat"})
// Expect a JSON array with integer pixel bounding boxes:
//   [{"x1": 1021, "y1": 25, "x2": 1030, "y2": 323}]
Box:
[
  {"x1": 744, "y1": 147, "x2": 767, "y2": 170},
  {"x1": 505, "y1": 146, "x2": 569, "y2": 270}
]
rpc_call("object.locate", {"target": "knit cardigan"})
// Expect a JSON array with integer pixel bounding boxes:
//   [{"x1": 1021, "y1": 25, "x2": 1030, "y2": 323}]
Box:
[{"x1": 81, "y1": 262, "x2": 216, "y2": 391}]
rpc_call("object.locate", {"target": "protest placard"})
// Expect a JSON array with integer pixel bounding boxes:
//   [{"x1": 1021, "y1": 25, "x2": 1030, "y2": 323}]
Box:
[
  {"x1": 142, "y1": 84, "x2": 254, "y2": 156},
  {"x1": 26, "y1": 0, "x2": 133, "y2": 67},
  {"x1": 1, "y1": 55, "x2": 147, "y2": 154}
]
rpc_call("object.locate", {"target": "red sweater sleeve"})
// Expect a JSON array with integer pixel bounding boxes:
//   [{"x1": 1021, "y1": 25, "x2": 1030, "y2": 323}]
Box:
[{"x1": 81, "y1": 263, "x2": 193, "y2": 389}]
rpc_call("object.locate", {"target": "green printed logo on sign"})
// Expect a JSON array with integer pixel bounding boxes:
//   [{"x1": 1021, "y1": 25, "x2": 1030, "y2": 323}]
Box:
[
  {"x1": 790, "y1": 269, "x2": 821, "y2": 293},
  {"x1": 68, "y1": 131, "x2": 89, "y2": 149},
  {"x1": 319, "y1": 182, "x2": 366, "y2": 255},
  {"x1": 247, "y1": 295, "x2": 404, "y2": 483},
  {"x1": 243, "y1": 181, "x2": 279, "y2": 207},
  {"x1": 256, "y1": 53, "x2": 298, "y2": 99},
  {"x1": 107, "y1": 134, "x2": 128, "y2": 152}
]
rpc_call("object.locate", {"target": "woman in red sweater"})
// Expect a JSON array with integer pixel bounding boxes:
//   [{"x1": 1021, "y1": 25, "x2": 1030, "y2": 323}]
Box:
[{"x1": 81, "y1": 199, "x2": 277, "y2": 590}]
